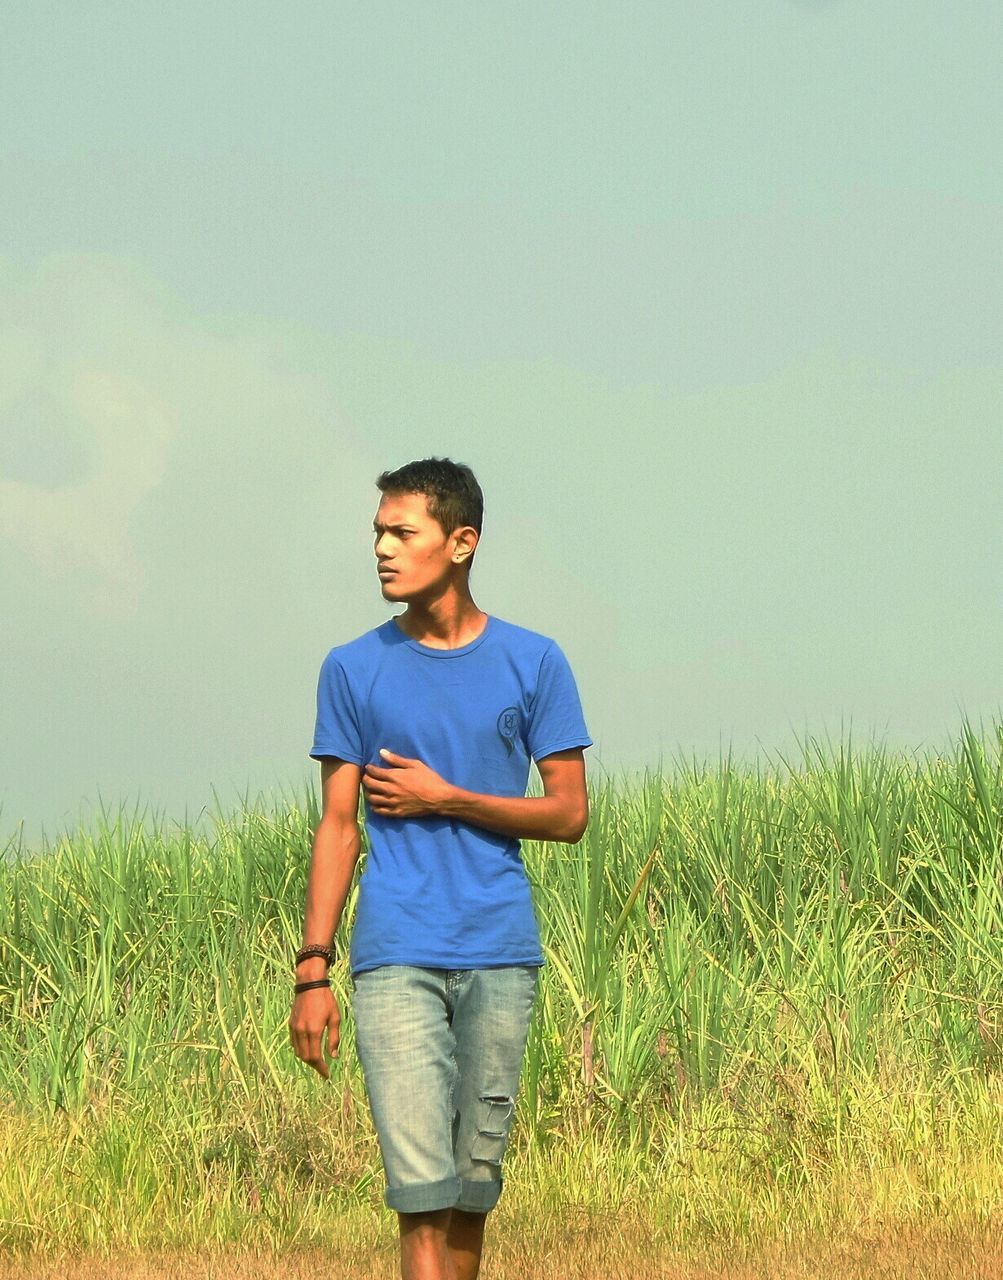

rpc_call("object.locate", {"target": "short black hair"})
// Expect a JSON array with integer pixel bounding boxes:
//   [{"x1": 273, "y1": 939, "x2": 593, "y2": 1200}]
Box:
[{"x1": 375, "y1": 457, "x2": 484, "y2": 572}]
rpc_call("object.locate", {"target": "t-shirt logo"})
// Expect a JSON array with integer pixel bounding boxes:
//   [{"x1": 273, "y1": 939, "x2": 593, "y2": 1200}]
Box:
[{"x1": 496, "y1": 706, "x2": 520, "y2": 757}]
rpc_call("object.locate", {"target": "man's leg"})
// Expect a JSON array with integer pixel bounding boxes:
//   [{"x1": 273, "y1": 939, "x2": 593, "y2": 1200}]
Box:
[
  {"x1": 446, "y1": 1207, "x2": 488, "y2": 1280},
  {"x1": 352, "y1": 967, "x2": 463, "y2": 1274},
  {"x1": 398, "y1": 1207, "x2": 458, "y2": 1280},
  {"x1": 396, "y1": 1205, "x2": 486, "y2": 1280},
  {"x1": 448, "y1": 966, "x2": 539, "y2": 1275}
]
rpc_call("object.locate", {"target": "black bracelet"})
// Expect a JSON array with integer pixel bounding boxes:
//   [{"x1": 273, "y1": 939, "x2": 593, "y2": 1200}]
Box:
[{"x1": 294, "y1": 978, "x2": 332, "y2": 994}]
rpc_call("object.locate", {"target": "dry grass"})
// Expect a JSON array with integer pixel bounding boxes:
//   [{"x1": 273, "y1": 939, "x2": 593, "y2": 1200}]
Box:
[{"x1": 2, "y1": 1220, "x2": 1002, "y2": 1280}]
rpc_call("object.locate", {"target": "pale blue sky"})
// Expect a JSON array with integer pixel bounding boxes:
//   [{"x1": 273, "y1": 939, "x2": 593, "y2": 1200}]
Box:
[{"x1": 2, "y1": 2, "x2": 1001, "y2": 846}]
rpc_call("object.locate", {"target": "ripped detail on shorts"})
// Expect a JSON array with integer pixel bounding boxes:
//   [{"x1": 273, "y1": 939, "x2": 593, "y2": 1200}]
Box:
[{"x1": 470, "y1": 1094, "x2": 516, "y2": 1165}]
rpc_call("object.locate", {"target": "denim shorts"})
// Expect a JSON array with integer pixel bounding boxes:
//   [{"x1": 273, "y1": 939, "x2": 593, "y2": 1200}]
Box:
[{"x1": 350, "y1": 963, "x2": 540, "y2": 1215}]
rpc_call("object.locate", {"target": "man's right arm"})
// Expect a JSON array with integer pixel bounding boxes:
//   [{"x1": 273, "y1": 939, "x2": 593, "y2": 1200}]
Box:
[
  {"x1": 296, "y1": 757, "x2": 364, "y2": 982},
  {"x1": 289, "y1": 758, "x2": 362, "y2": 1078}
]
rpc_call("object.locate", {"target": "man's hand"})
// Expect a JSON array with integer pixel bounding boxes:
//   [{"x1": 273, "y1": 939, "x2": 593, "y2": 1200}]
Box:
[
  {"x1": 362, "y1": 748, "x2": 454, "y2": 818},
  {"x1": 289, "y1": 987, "x2": 340, "y2": 1080}
]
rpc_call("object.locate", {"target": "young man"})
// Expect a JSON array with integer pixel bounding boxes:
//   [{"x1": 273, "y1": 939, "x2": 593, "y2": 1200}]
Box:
[{"x1": 289, "y1": 457, "x2": 592, "y2": 1280}]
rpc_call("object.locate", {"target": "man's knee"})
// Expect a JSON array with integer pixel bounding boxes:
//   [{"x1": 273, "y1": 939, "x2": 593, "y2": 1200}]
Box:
[
  {"x1": 396, "y1": 1203, "x2": 452, "y2": 1233},
  {"x1": 450, "y1": 1207, "x2": 487, "y2": 1223}
]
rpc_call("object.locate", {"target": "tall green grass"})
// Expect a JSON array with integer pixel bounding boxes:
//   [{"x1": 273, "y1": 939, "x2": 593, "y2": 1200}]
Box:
[{"x1": 2, "y1": 717, "x2": 1003, "y2": 1254}]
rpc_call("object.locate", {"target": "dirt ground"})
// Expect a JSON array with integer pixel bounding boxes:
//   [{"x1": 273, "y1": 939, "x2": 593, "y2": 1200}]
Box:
[{"x1": 1, "y1": 1226, "x2": 1001, "y2": 1280}]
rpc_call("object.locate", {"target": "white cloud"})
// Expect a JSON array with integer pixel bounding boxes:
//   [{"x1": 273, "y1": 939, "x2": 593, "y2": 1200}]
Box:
[
  {"x1": 0, "y1": 258, "x2": 180, "y2": 614},
  {"x1": 0, "y1": 366, "x2": 176, "y2": 613},
  {"x1": 0, "y1": 254, "x2": 378, "y2": 618}
]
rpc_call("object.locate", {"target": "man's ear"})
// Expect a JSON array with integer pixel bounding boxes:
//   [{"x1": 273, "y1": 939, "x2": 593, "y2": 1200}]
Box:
[{"x1": 452, "y1": 525, "x2": 478, "y2": 564}]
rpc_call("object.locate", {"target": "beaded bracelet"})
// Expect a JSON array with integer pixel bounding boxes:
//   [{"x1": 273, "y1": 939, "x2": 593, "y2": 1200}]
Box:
[
  {"x1": 294, "y1": 977, "x2": 332, "y2": 995},
  {"x1": 295, "y1": 943, "x2": 335, "y2": 967}
]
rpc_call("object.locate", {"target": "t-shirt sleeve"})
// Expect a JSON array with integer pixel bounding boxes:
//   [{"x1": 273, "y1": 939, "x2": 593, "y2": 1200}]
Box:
[
  {"x1": 526, "y1": 641, "x2": 593, "y2": 762},
  {"x1": 309, "y1": 653, "x2": 365, "y2": 765}
]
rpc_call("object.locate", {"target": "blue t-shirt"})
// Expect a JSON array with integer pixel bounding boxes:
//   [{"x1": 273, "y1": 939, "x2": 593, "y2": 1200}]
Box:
[{"x1": 309, "y1": 613, "x2": 593, "y2": 976}]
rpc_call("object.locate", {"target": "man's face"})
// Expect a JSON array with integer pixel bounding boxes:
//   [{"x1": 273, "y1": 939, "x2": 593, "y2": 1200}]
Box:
[{"x1": 373, "y1": 492, "x2": 473, "y2": 597}]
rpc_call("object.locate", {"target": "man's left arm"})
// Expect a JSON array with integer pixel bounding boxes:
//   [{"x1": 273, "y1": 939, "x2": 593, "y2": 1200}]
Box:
[
  {"x1": 364, "y1": 640, "x2": 592, "y2": 839},
  {"x1": 441, "y1": 747, "x2": 589, "y2": 843}
]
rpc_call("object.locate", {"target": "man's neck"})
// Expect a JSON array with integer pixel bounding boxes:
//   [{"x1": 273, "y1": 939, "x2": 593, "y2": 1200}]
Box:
[{"x1": 395, "y1": 603, "x2": 488, "y2": 650}]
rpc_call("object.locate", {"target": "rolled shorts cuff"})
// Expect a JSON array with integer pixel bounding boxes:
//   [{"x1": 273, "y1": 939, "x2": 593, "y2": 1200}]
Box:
[
  {"x1": 456, "y1": 1176, "x2": 503, "y2": 1213},
  {"x1": 386, "y1": 1176, "x2": 461, "y2": 1213},
  {"x1": 384, "y1": 1176, "x2": 503, "y2": 1214}
]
